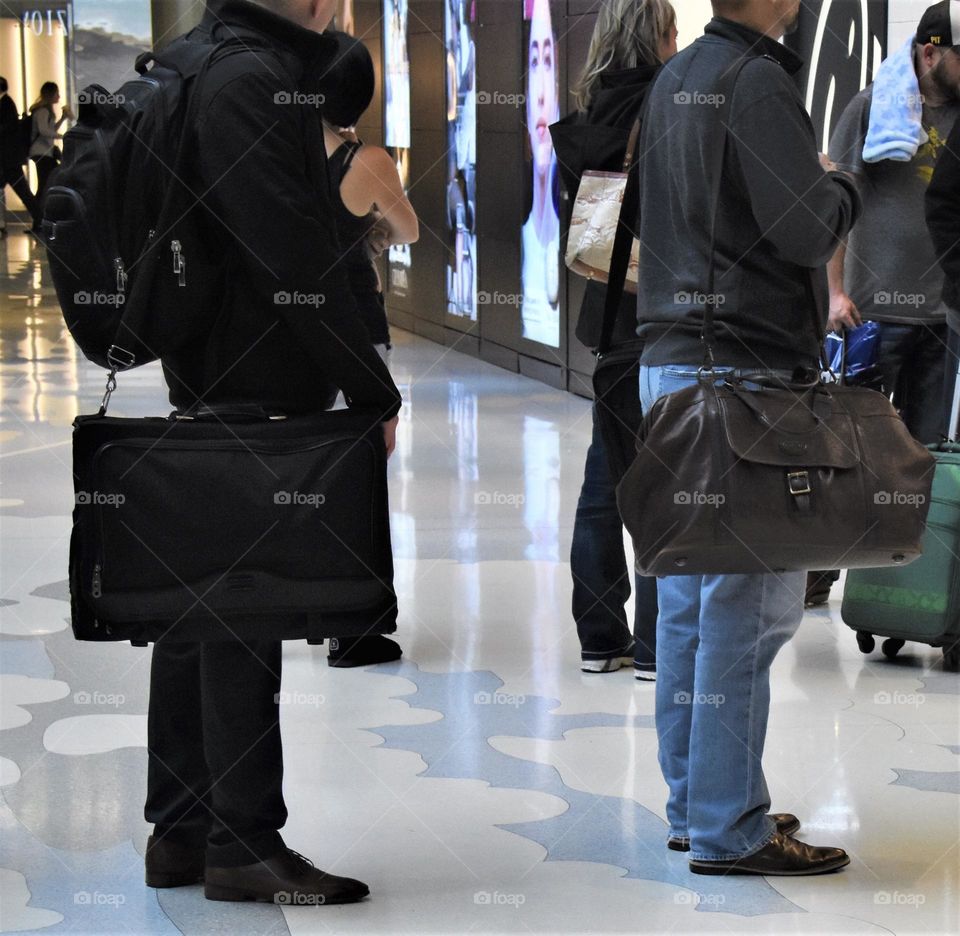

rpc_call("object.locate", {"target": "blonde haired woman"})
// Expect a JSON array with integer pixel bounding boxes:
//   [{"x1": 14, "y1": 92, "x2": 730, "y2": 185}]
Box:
[
  {"x1": 553, "y1": 0, "x2": 676, "y2": 677},
  {"x1": 29, "y1": 81, "x2": 71, "y2": 207}
]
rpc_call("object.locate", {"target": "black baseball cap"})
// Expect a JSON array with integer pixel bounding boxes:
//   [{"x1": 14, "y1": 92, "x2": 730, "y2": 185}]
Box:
[{"x1": 917, "y1": 0, "x2": 960, "y2": 46}]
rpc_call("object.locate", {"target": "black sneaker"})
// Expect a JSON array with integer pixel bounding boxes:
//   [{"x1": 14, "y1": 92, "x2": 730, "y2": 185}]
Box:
[
  {"x1": 581, "y1": 641, "x2": 635, "y2": 673},
  {"x1": 328, "y1": 635, "x2": 402, "y2": 668},
  {"x1": 634, "y1": 662, "x2": 656, "y2": 681}
]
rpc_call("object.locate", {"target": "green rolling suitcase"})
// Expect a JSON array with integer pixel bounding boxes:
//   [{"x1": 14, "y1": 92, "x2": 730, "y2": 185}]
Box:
[{"x1": 841, "y1": 441, "x2": 960, "y2": 670}]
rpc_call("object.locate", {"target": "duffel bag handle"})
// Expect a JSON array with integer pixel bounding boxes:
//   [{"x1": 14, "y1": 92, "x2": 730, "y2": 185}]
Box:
[
  {"x1": 174, "y1": 403, "x2": 286, "y2": 422},
  {"x1": 720, "y1": 378, "x2": 832, "y2": 431}
]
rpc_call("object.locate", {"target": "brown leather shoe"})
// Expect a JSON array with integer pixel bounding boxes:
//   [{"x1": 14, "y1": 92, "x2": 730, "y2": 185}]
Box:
[
  {"x1": 667, "y1": 812, "x2": 801, "y2": 852},
  {"x1": 689, "y1": 831, "x2": 850, "y2": 876},
  {"x1": 144, "y1": 835, "x2": 205, "y2": 888},
  {"x1": 204, "y1": 847, "x2": 369, "y2": 904}
]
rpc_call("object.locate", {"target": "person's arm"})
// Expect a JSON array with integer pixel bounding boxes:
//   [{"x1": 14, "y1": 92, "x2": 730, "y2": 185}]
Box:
[
  {"x1": 729, "y1": 61, "x2": 861, "y2": 268},
  {"x1": 342, "y1": 145, "x2": 419, "y2": 245},
  {"x1": 198, "y1": 68, "x2": 401, "y2": 421},
  {"x1": 825, "y1": 238, "x2": 861, "y2": 331},
  {"x1": 926, "y1": 119, "x2": 960, "y2": 300},
  {"x1": 823, "y1": 91, "x2": 870, "y2": 329}
]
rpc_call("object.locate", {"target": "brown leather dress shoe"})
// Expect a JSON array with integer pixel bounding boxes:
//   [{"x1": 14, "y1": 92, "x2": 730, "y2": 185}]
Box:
[
  {"x1": 667, "y1": 812, "x2": 801, "y2": 852},
  {"x1": 689, "y1": 831, "x2": 850, "y2": 876},
  {"x1": 144, "y1": 835, "x2": 205, "y2": 888},
  {"x1": 205, "y1": 847, "x2": 369, "y2": 904}
]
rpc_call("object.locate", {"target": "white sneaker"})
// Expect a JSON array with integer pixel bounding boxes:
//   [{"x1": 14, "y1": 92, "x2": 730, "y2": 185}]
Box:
[{"x1": 581, "y1": 654, "x2": 633, "y2": 673}]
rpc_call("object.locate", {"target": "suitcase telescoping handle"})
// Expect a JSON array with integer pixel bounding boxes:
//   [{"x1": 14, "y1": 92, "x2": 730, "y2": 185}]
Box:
[{"x1": 950, "y1": 352, "x2": 960, "y2": 443}]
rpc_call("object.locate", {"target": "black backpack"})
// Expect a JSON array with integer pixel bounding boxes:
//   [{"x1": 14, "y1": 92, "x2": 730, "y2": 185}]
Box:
[
  {"x1": 15, "y1": 112, "x2": 34, "y2": 166},
  {"x1": 40, "y1": 32, "x2": 251, "y2": 371}
]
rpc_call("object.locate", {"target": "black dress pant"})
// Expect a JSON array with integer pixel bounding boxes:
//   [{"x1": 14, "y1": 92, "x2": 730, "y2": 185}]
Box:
[
  {"x1": 2, "y1": 165, "x2": 37, "y2": 219},
  {"x1": 145, "y1": 639, "x2": 287, "y2": 867},
  {"x1": 32, "y1": 154, "x2": 58, "y2": 209}
]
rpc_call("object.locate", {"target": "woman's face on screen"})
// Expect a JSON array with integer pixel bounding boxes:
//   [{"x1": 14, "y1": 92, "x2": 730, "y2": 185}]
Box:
[{"x1": 527, "y1": 0, "x2": 556, "y2": 177}]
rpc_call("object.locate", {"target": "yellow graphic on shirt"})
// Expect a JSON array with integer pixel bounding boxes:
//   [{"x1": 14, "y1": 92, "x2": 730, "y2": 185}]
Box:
[{"x1": 917, "y1": 125, "x2": 949, "y2": 184}]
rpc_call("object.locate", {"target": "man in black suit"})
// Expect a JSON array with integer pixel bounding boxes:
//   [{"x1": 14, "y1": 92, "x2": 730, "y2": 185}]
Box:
[
  {"x1": 0, "y1": 76, "x2": 37, "y2": 234},
  {"x1": 142, "y1": 0, "x2": 401, "y2": 907}
]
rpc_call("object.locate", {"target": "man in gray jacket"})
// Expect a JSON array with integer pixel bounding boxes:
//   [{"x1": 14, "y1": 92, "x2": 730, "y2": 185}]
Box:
[{"x1": 635, "y1": 0, "x2": 861, "y2": 875}]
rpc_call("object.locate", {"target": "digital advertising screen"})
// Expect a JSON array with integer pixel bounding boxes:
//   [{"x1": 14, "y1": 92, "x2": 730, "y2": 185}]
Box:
[
  {"x1": 444, "y1": 0, "x2": 478, "y2": 322},
  {"x1": 383, "y1": 0, "x2": 411, "y2": 297},
  {"x1": 520, "y1": 0, "x2": 561, "y2": 348}
]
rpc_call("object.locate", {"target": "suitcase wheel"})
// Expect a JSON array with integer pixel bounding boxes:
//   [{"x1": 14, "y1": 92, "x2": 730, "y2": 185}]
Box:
[
  {"x1": 943, "y1": 642, "x2": 960, "y2": 672},
  {"x1": 856, "y1": 631, "x2": 875, "y2": 654},
  {"x1": 881, "y1": 638, "x2": 905, "y2": 659}
]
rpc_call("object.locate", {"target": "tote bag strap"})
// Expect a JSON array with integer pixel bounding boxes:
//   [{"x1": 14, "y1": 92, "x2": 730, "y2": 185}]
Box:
[{"x1": 595, "y1": 77, "x2": 658, "y2": 358}]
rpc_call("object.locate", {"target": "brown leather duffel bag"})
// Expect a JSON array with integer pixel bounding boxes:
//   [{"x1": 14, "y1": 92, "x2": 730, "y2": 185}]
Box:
[{"x1": 617, "y1": 375, "x2": 935, "y2": 576}]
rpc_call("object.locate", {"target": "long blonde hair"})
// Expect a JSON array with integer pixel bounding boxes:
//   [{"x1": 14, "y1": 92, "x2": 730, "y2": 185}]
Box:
[
  {"x1": 29, "y1": 81, "x2": 58, "y2": 113},
  {"x1": 572, "y1": 0, "x2": 675, "y2": 112}
]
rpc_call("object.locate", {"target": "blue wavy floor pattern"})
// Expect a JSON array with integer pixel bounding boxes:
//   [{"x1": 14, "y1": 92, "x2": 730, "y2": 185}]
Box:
[{"x1": 370, "y1": 661, "x2": 799, "y2": 917}]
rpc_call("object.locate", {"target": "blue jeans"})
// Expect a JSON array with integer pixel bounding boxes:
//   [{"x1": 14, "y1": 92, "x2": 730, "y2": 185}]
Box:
[
  {"x1": 639, "y1": 364, "x2": 804, "y2": 860},
  {"x1": 572, "y1": 405, "x2": 658, "y2": 668}
]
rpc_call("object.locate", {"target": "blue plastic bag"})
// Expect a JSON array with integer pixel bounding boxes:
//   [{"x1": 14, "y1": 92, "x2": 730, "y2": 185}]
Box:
[{"x1": 825, "y1": 321, "x2": 882, "y2": 382}]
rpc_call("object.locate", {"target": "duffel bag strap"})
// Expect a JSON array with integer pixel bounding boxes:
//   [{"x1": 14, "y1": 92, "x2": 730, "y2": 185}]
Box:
[
  {"x1": 701, "y1": 56, "x2": 755, "y2": 370},
  {"x1": 699, "y1": 56, "x2": 836, "y2": 377}
]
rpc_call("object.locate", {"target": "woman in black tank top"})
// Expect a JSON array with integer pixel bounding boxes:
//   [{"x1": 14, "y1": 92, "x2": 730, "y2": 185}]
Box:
[
  {"x1": 318, "y1": 32, "x2": 419, "y2": 357},
  {"x1": 315, "y1": 32, "x2": 419, "y2": 669},
  {"x1": 327, "y1": 140, "x2": 392, "y2": 346}
]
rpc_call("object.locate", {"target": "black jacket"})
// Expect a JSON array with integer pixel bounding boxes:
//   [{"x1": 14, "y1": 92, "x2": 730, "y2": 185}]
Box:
[
  {"x1": 162, "y1": 0, "x2": 401, "y2": 420},
  {"x1": 926, "y1": 115, "x2": 960, "y2": 319},
  {"x1": 636, "y1": 18, "x2": 861, "y2": 370},
  {"x1": 0, "y1": 93, "x2": 20, "y2": 174},
  {"x1": 551, "y1": 64, "x2": 657, "y2": 352}
]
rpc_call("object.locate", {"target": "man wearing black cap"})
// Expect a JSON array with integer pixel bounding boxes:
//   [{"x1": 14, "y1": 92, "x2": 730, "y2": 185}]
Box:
[{"x1": 827, "y1": 0, "x2": 960, "y2": 444}]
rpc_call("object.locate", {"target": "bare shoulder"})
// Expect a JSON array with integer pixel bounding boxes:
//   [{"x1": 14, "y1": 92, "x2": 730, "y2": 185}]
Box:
[{"x1": 351, "y1": 144, "x2": 399, "y2": 177}]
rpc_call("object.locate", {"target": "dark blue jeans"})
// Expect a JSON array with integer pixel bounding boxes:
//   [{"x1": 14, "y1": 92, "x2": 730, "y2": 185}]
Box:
[
  {"x1": 571, "y1": 405, "x2": 657, "y2": 669},
  {"x1": 876, "y1": 321, "x2": 949, "y2": 444}
]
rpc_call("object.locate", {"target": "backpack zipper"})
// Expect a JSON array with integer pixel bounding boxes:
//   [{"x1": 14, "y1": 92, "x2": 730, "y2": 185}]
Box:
[
  {"x1": 114, "y1": 257, "x2": 127, "y2": 293},
  {"x1": 171, "y1": 240, "x2": 186, "y2": 286}
]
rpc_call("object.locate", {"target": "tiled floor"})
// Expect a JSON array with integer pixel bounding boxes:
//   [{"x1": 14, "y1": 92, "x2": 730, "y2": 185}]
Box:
[{"x1": 1, "y1": 226, "x2": 958, "y2": 935}]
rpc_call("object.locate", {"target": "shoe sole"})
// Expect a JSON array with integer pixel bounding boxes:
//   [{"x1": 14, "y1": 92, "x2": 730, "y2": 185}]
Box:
[
  {"x1": 581, "y1": 656, "x2": 633, "y2": 673},
  {"x1": 634, "y1": 671, "x2": 657, "y2": 681},
  {"x1": 328, "y1": 653, "x2": 402, "y2": 668},
  {"x1": 689, "y1": 854, "x2": 850, "y2": 876},
  {"x1": 204, "y1": 884, "x2": 369, "y2": 903},
  {"x1": 146, "y1": 872, "x2": 205, "y2": 888}
]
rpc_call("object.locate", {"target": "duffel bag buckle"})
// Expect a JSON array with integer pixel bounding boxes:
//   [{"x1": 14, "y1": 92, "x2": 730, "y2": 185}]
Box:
[{"x1": 787, "y1": 470, "x2": 812, "y2": 496}]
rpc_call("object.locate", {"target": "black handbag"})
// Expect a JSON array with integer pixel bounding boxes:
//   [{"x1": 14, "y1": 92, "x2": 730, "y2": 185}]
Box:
[
  {"x1": 616, "y1": 58, "x2": 936, "y2": 577},
  {"x1": 69, "y1": 384, "x2": 397, "y2": 645}
]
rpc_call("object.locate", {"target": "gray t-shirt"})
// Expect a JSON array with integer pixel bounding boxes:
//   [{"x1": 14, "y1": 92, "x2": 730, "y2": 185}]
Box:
[{"x1": 828, "y1": 87, "x2": 960, "y2": 324}]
